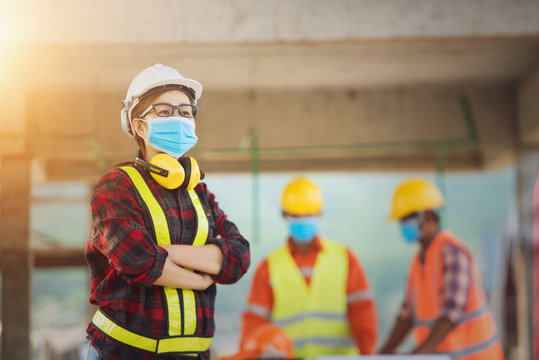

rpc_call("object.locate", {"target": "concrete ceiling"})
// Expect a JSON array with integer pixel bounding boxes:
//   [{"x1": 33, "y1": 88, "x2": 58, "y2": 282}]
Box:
[{"x1": 4, "y1": 37, "x2": 539, "y2": 92}]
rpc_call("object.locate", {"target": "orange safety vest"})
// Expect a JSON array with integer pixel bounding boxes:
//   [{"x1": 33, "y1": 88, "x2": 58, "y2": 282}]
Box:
[{"x1": 408, "y1": 230, "x2": 504, "y2": 360}]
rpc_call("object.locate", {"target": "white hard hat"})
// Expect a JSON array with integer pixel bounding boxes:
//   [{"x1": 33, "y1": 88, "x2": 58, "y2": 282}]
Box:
[{"x1": 121, "y1": 63, "x2": 203, "y2": 137}]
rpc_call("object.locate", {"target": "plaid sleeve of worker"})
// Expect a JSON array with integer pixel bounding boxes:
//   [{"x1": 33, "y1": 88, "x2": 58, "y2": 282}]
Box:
[
  {"x1": 441, "y1": 245, "x2": 471, "y2": 324},
  {"x1": 88, "y1": 169, "x2": 167, "y2": 287},
  {"x1": 197, "y1": 182, "x2": 250, "y2": 284}
]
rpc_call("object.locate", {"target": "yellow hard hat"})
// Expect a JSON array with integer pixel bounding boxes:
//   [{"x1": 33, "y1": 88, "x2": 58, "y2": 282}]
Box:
[
  {"x1": 388, "y1": 178, "x2": 444, "y2": 221},
  {"x1": 281, "y1": 176, "x2": 323, "y2": 216}
]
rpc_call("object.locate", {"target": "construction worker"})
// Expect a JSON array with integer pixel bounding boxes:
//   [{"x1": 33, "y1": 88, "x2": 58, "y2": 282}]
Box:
[
  {"x1": 240, "y1": 176, "x2": 378, "y2": 358},
  {"x1": 85, "y1": 64, "x2": 250, "y2": 359},
  {"x1": 379, "y1": 178, "x2": 504, "y2": 359}
]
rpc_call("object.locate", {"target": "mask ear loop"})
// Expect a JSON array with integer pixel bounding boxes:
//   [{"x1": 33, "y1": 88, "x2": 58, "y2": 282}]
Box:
[{"x1": 132, "y1": 117, "x2": 150, "y2": 143}]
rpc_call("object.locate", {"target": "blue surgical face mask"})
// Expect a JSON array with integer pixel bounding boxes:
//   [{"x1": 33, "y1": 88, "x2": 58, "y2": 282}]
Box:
[
  {"x1": 288, "y1": 217, "x2": 319, "y2": 243},
  {"x1": 138, "y1": 117, "x2": 198, "y2": 158},
  {"x1": 400, "y1": 218, "x2": 421, "y2": 243}
]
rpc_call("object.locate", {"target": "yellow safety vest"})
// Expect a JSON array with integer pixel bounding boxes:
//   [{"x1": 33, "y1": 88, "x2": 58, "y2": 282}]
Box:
[
  {"x1": 268, "y1": 239, "x2": 357, "y2": 358},
  {"x1": 91, "y1": 166, "x2": 212, "y2": 356}
]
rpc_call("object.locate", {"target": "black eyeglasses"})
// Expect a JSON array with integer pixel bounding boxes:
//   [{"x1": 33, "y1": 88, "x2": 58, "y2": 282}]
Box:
[{"x1": 140, "y1": 103, "x2": 198, "y2": 118}]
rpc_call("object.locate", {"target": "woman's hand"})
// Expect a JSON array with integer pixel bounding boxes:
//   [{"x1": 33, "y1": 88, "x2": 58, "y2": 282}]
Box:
[{"x1": 199, "y1": 273, "x2": 215, "y2": 290}]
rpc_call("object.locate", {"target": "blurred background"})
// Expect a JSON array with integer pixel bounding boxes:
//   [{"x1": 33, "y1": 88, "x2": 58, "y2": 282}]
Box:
[{"x1": 0, "y1": 0, "x2": 538, "y2": 359}]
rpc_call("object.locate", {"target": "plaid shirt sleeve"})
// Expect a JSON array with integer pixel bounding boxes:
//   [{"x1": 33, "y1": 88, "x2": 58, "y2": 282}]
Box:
[
  {"x1": 89, "y1": 170, "x2": 167, "y2": 288},
  {"x1": 197, "y1": 183, "x2": 250, "y2": 285},
  {"x1": 440, "y1": 245, "x2": 471, "y2": 324}
]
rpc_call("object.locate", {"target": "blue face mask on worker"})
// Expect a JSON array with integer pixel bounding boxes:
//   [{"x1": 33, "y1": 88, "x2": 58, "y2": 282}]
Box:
[
  {"x1": 288, "y1": 217, "x2": 319, "y2": 243},
  {"x1": 137, "y1": 117, "x2": 198, "y2": 158},
  {"x1": 400, "y1": 214, "x2": 423, "y2": 243}
]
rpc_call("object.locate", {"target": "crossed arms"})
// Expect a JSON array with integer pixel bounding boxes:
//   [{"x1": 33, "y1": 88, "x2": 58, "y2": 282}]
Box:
[{"x1": 154, "y1": 242, "x2": 224, "y2": 290}]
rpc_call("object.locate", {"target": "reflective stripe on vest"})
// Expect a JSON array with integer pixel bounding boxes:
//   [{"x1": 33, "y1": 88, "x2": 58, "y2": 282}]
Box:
[
  {"x1": 293, "y1": 336, "x2": 355, "y2": 350},
  {"x1": 94, "y1": 166, "x2": 210, "y2": 352},
  {"x1": 274, "y1": 312, "x2": 347, "y2": 328},
  {"x1": 245, "y1": 303, "x2": 271, "y2": 319},
  {"x1": 92, "y1": 308, "x2": 212, "y2": 355},
  {"x1": 447, "y1": 334, "x2": 499, "y2": 359},
  {"x1": 409, "y1": 230, "x2": 503, "y2": 360},
  {"x1": 268, "y1": 239, "x2": 357, "y2": 358},
  {"x1": 347, "y1": 289, "x2": 373, "y2": 304},
  {"x1": 183, "y1": 188, "x2": 209, "y2": 335},
  {"x1": 412, "y1": 304, "x2": 489, "y2": 328}
]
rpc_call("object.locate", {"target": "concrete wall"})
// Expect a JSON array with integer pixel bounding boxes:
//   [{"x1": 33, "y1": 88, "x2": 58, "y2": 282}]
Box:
[
  {"x1": 1, "y1": 0, "x2": 538, "y2": 43},
  {"x1": 18, "y1": 84, "x2": 517, "y2": 179}
]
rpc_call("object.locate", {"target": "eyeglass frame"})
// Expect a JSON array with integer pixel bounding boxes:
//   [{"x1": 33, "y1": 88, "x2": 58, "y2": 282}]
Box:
[{"x1": 139, "y1": 102, "x2": 199, "y2": 119}]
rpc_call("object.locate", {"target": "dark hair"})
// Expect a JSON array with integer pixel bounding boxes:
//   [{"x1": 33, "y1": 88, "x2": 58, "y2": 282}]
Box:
[{"x1": 130, "y1": 91, "x2": 164, "y2": 160}]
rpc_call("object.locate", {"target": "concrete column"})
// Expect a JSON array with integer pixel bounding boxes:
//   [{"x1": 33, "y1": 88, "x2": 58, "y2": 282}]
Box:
[
  {"x1": 0, "y1": 155, "x2": 32, "y2": 360},
  {"x1": 512, "y1": 58, "x2": 539, "y2": 360},
  {"x1": 514, "y1": 149, "x2": 537, "y2": 360}
]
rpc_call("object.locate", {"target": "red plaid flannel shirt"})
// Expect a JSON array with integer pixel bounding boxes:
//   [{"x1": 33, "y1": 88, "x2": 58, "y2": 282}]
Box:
[{"x1": 85, "y1": 167, "x2": 250, "y2": 360}]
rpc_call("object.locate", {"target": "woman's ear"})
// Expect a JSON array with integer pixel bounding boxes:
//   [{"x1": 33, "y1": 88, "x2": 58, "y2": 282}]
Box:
[{"x1": 132, "y1": 118, "x2": 147, "y2": 139}]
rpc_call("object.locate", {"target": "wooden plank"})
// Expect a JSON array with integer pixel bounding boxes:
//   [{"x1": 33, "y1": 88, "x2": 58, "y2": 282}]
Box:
[
  {"x1": 0, "y1": 247, "x2": 86, "y2": 268},
  {"x1": 32, "y1": 247, "x2": 86, "y2": 268},
  {"x1": 36, "y1": 149, "x2": 486, "y2": 181},
  {"x1": 0, "y1": 155, "x2": 31, "y2": 360}
]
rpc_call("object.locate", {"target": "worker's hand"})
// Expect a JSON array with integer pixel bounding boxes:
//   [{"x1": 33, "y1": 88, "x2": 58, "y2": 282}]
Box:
[
  {"x1": 199, "y1": 273, "x2": 215, "y2": 290},
  {"x1": 378, "y1": 347, "x2": 394, "y2": 355},
  {"x1": 160, "y1": 245, "x2": 176, "y2": 261}
]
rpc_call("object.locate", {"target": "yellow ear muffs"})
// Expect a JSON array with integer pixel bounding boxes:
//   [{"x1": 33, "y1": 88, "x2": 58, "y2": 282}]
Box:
[
  {"x1": 178, "y1": 156, "x2": 202, "y2": 190},
  {"x1": 135, "y1": 153, "x2": 203, "y2": 190},
  {"x1": 149, "y1": 153, "x2": 185, "y2": 189}
]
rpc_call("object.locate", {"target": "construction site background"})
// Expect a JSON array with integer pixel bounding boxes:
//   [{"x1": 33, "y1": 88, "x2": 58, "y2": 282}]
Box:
[{"x1": 0, "y1": 1, "x2": 537, "y2": 359}]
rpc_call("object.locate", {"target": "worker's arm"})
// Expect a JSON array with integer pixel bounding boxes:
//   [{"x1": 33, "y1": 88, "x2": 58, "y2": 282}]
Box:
[
  {"x1": 411, "y1": 316, "x2": 455, "y2": 354},
  {"x1": 240, "y1": 259, "x2": 273, "y2": 347},
  {"x1": 346, "y1": 249, "x2": 378, "y2": 354},
  {"x1": 153, "y1": 257, "x2": 214, "y2": 290},
  {"x1": 88, "y1": 172, "x2": 172, "y2": 288},
  {"x1": 379, "y1": 279, "x2": 413, "y2": 354},
  {"x1": 160, "y1": 242, "x2": 224, "y2": 275},
  {"x1": 379, "y1": 316, "x2": 412, "y2": 354}
]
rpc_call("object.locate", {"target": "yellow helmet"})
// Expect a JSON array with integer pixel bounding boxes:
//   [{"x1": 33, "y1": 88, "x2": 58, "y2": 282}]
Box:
[
  {"x1": 388, "y1": 178, "x2": 444, "y2": 221},
  {"x1": 281, "y1": 176, "x2": 323, "y2": 216}
]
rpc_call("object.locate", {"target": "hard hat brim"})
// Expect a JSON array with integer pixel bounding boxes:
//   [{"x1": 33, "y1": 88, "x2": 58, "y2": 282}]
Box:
[{"x1": 387, "y1": 206, "x2": 442, "y2": 222}]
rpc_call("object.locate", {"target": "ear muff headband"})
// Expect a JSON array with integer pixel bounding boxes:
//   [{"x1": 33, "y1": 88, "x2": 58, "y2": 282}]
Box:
[
  {"x1": 134, "y1": 153, "x2": 204, "y2": 190},
  {"x1": 179, "y1": 157, "x2": 202, "y2": 190},
  {"x1": 135, "y1": 156, "x2": 169, "y2": 177}
]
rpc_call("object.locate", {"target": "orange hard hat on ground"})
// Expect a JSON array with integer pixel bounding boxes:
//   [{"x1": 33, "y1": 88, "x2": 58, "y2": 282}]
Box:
[{"x1": 218, "y1": 323, "x2": 294, "y2": 360}]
